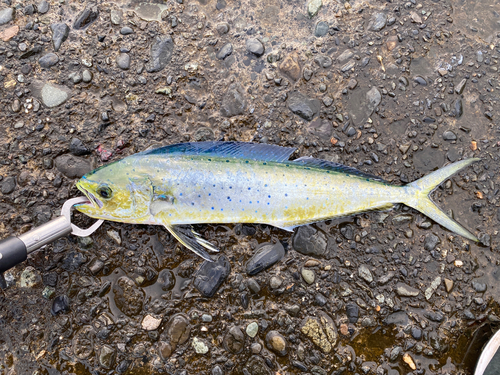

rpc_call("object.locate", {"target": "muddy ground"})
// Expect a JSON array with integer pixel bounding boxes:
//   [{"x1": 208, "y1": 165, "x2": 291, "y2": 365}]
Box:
[{"x1": 0, "y1": 0, "x2": 499, "y2": 374}]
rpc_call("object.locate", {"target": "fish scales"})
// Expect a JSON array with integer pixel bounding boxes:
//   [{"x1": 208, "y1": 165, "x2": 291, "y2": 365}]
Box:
[{"x1": 76, "y1": 141, "x2": 480, "y2": 261}]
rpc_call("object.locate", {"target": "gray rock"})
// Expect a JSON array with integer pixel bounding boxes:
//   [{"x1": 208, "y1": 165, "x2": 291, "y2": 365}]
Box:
[
  {"x1": 116, "y1": 53, "x2": 131, "y2": 70},
  {"x1": 165, "y1": 313, "x2": 191, "y2": 349},
  {"x1": 472, "y1": 280, "x2": 487, "y2": 292},
  {"x1": 314, "y1": 21, "x2": 329, "y2": 37},
  {"x1": 246, "y1": 38, "x2": 264, "y2": 57},
  {"x1": 292, "y1": 225, "x2": 328, "y2": 257},
  {"x1": 73, "y1": 6, "x2": 99, "y2": 30},
  {"x1": 396, "y1": 283, "x2": 420, "y2": 297},
  {"x1": 69, "y1": 138, "x2": 90, "y2": 156},
  {"x1": 20, "y1": 266, "x2": 40, "y2": 288},
  {"x1": 337, "y1": 50, "x2": 354, "y2": 63},
  {"x1": 113, "y1": 276, "x2": 145, "y2": 316},
  {"x1": 314, "y1": 55, "x2": 333, "y2": 68},
  {"x1": 51, "y1": 295, "x2": 70, "y2": 315},
  {"x1": 247, "y1": 278, "x2": 261, "y2": 294},
  {"x1": 99, "y1": 345, "x2": 116, "y2": 369},
  {"x1": 216, "y1": 22, "x2": 229, "y2": 34},
  {"x1": 220, "y1": 83, "x2": 246, "y2": 117},
  {"x1": 346, "y1": 303, "x2": 359, "y2": 323},
  {"x1": 413, "y1": 76, "x2": 427, "y2": 86},
  {"x1": 368, "y1": 12, "x2": 386, "y2": 31},
  {"x1": 270, "y1": 276, "x2": 283, "y2": 289},
  {"x1": 39, "y1": 53, "x2": 59, "y2": 68},
  {"x1": 55, "y1": 154, "x2": 91, "y2": 179},
  {"x1": 51, "y1": 23, "x2": 69, "y2": 52},
  {"x1": 245, "y1": 242, "x2": 285, "y2": 275},
  {"x1": 301, "y1": 269, "x2": 315, "y2": 284},
  {"x1": 37, "y1": 0, "x2": 49, "y2": 14},
  {"x1": 38, "y1": 82, "x2": 70, "y2": 108},
  {"x1": 120, "y1": 26, "x2": 133, "y2": 35},
  {"x1": 307, "y1": 0, "x2": 322, "y2": 18},
  {"x1": 341, "y1": 60, "x2": 355, "y2": 72},
  {"x1": 455, "y1": 78, "x2": 466, "y2": 94},
  {"x1": 82, "y1": 69, "x2": 93, "y2": 83},
  {"x1": 442, "y1": 130, "x2": 457, "y2": 141},
  {"x1": 303, "y1": 66, "x2": 313, "y2": 81},
  {"x1": 383, "y1": 311, "x2": 409, "y2": 326},
  {"x1": 0, "y1": 8, "x2": 14, "y2": 26},
  {"x1": 1, "y1": 177, "x2": 16, "y2": 194},
  {"x1": 146, "y1": 36, "x2": 174, "y2": 72},
  {"x1": 358, "y1": 264, "x2": 373, "y2": 283},
  {"x1": 223, "y1": 326, "x2": 245, "y2": 354},
  {"x1": 378, "y1": 271, "x2": 395, "y2": 285},
  {"x1": 110, "y1": 9, "x2": 122, "y2": 25},
  {"x1": 246, "y1": 322, "x2": 259, "y2": 338},
  {"x1": 193, "y1": 255, "x2": 231, "y2": 297},
  {"x1": 424, "y1": 233, "x2": 440, "y2": 250},
  {"x1": 453, "y1": 98, "x2": 463, "y2": 118},
  {"x1": 366, "y1": 87, "x2": 381, "y2": 113},
  {"x1": 216, "y1": 43, "x2": 233, "y2": 60},
  {"x1": 287, "y1": 91, "x2": 320, "y2": 121},
  {"x1": 245, "y1": 356, "x2": 272, "y2": 375},
  {"x1": 68, "y1": 72, "x2": 82, "y2": 84}
]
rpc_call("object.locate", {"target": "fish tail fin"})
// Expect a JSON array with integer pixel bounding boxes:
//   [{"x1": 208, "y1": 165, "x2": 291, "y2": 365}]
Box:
[{"x1": 404, "y1": 158, "x2": 480, "y2": 242}]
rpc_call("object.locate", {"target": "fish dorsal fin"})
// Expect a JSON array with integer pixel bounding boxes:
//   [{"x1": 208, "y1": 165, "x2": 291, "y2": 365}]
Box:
[
  {"x1": 139, "y1": 142, "x2": 297, "y2": 163},
  {"x1": 292, "y1": 156, "x2": 388, "y2": 183}
]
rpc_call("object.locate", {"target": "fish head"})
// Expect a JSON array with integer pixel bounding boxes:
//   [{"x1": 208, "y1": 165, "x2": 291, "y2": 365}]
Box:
[{"x1": 75, "y1": 165, "x2": 153, "y2": 222}]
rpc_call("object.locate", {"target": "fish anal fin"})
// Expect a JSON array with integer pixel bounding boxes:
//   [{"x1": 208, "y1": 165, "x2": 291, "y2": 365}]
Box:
[{"x1": 163, "y1": 224, "x2": 219, "y2": 262}]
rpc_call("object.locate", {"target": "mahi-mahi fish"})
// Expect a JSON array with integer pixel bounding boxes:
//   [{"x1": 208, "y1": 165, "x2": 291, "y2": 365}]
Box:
[{"x1": 75, "y1": 141, "x2": 479, "y2": 261}]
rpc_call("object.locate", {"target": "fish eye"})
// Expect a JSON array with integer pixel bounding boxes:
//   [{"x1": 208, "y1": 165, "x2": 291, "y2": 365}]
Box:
[{"x1": 97, "y1": 184, "x2": 112, "y2": 199}]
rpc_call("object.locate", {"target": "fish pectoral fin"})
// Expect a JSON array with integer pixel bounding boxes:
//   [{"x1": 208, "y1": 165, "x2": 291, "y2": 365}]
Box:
[{"x1": 164, "y1": 224, "x2": 219, "y2": 262}]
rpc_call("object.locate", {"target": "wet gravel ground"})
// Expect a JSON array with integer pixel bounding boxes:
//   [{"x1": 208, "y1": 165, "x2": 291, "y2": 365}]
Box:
[{"x1": 1, "y1": 0, "x2": 500, "y2": 374}]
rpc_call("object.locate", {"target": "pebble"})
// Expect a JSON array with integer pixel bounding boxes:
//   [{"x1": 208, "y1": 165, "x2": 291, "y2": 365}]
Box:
[
  {"x1": 444, "y1": 278, "x2": 454, "y2": 292},
  {"x1": 212, "y1": 365, "x2": 224, "y2": 375},
  {"x1": 120, "y1": 27, "x2": 134, "y2": 35},
  {"x1": 192, "y1": 337, "x2": 209, "y2": 354},
  {"x1": 246, "y1": 322, "x2": 259, "y2": 338},
  {"x1": 269, "y1": 276, "x2": 283, "y2": 289},
  {"x1": 111, "y1": 9, "x2": 123, "y2": 25},
  {"x1": 280, "y1": 53, "x2": 301, "y2": 81},
  {"x1": 201, "y1": 314, "x2": 212, "y2": 322},
  {"x1": 314, "y1": 55, "x2": 333, "y2": 68},
  {"x1": 314, "y1": 21, "x2": 329, "y2": 37},
  {"x1": 396, "y1": 283, "x2": 420, "y2": 297},
  {"x1": 425, "y1": 276, "x2": 441, "y2": 300},
  {"x1": 413, "y1": 76, "x2": 427, "y2": 85},
  {"x1": 193, "y1": 255, "x2": 231, "y2": 297},
  {"x1": 0, "y1": 25, "x2": 19, "y2": 42},
  {"x1": 36, "y1": 81, "x2": 71, "y2": 108},
  {"x1": 300, "y1": 312, "x2": 337, "y2": 353},
  {"x1": 0, "y1": 8, "x2": 13, "y2": 25},
  {"x1": 368, "y1": 12, "x2": 386, "y2": 32},
  {"x1": 158, "y1": 341, "x2": 172, "y2": 360},
  {"x1": 366, "y1": 86, "x2": 381, "y2": 114},
  {"x1": 69, "y1": 72, "x2": 83, "y2": 84},
  {"x1": 358, "y1": 264, "x2": 373, "y2": 283},
  {"x1": 247, "y1": 278, "x2": 261, "y2": 294},
  {"x1": 37, "y1": 0, "x2": 49, "y2": 14},
  {"x1": 112, "y1": 276, "x2": 145, "y2": 316},
  {"x1": 1, "y1": 177, "x2": 16, "y2": 194},
  {"x1": 265, "y1": 330, "x2": 287, "y2": 356},
  {"x1": 51, "y1": 295, "x2": 70, "y2": 315},
  {"x1": 55, "y1": 154, "x2": 91, "y2": 178},
  {"x1": 216, "y1": 43, "x2": 233, "y2": 60},
  {"x1": 220, "y1": 83, "x2": 246, "y2": 117},
  {"x1": 453, "y1": 98, "x2": 463, "y2": 118},
  {"x1": 472, "y1": 280, "x2": 487, "y2": 292},
  {"x1": 307, "y1": 0, "x2": 322, "y2": 18},
  {"x1": 146, "y1": 36, "x2": 174, "y2": 72},
  {"x1": 246, "y1": 38, "x2": 265, "y2": 57},
  {"x1": 245, "y1": 356, "x2": 271, "y2": 375},
  {"x1": 157, "y1": 269, "x2": 175, "y2": 290},
  {"x1": 245, "y1": 242, "x2": 285, "y2": 275},
  {"x1": 69, "y1": 138, "x2": 90, "y2": 156},
  {"x1": 403, "y1": 353, "x2": 416, "y2": 370},
  {"x1": 293, "y1": 225, "x2": 328, "y2": 257},
  {"x1": 424, "y1": 233, "x2": 440, "y2": 250},
  {"x1": 337, "y1": 50, "x2": 354, "y2": 63},
  {"x1": 301, "y1": 268, "x2": 315, "y2": 284},
  {"x1": 166, "y1": 314, "x2": 191, "y2": 349},
  {"x1": 82, "y1": 69, "x2": 93, "y2": 83},
  {"x1": 455, "y1": 78, "x2": 466, "y2": 94},
  {"x1": 51, "y1": 23, "x2": 69, "y2": 52},
  {"x1": 99, "y1": 345, "x2": 116, "y2": 369},
  {"x1": 223, "y1": 326, "x2": 245, "y2": 354},
  {"x1": 250, "y1": 342, "x2": 262, "y2": 354},
  {"x1": 116, "y1": 53, "x2": 131, "y2": 70},
  {"x1": 346, "y1": 303, "x2": 359, "y2": 323},
  {"x1": 74, "y1": 6, "x2": 99, "y2": 29},
  {"x1": 216, "y1": 22, "x2": 229, "y2": 34},
  {"x1": 287, "y1": 91, "x2": 320, "y2": 121},
  {"x1": 378, "y1": 271, "x2": 395, "y2": 285},
  {"x1": 20, "y1": 266, "x2": 40, "y2": 287},
  {"x1": 142, "y1": 315, "x2": 162, "y2": 331}
]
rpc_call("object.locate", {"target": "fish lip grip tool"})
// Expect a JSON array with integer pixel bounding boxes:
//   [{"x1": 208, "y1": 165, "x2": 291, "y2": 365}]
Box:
[{"x1": 0, "y1": 197, "x2": 104, "y2": 278}]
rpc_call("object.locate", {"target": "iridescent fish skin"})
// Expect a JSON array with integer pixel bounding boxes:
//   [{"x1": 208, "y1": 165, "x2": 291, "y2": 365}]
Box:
[{"x1": 76, "y1": 142, "x2": 479, "y2": 261}]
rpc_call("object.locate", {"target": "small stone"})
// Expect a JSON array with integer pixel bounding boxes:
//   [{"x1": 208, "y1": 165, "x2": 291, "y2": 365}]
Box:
[
  {"x1": 265, "y1": 331, "x2": 287, "y2": 356},
  {"x1": 424, "y1": 233, "x2": 440, "y2": 250},
  {"x1": 341, "y1": 60, "x2": 355, "y2": 72},
  {"x1": 403, "y1": 353, "x2": 416, "y2": 370},
  {"x1": 201, "y1": 314, "x2": 212, "y2": 322},
  {"x1": 303, "y1": 66, "x2": 313, "y2": 81},
  {"x1": 455, "y1": 78, "x2": 466, "y2": 94},
  {"x1": 425, "y1": 276, "x2": 441, "y2": 300},
  {"x1": 337, "y1": 50, "x2": 354, "y2": 63},
  {"x1": 301, "y1": 268, "x2": 315, "y2": 284},
  {"x1": 472, "y1": 280, "x2": 487, "y2": 293},
  {"x1": 142, "y1": 315, "x2": 162, "y2": 331},
  {"x1": 74, "y1": 6, "x2": 99, "y2": 29},
  {"x1": 314, "y1": 21, "x2": 329, "y2": 37},
  {"x1": 216, "y1": 22, "x2": 229, "y2": 34},
  {"x1": 287, "y1": 91, "x2": 320, "y2": 121},
  {"x1": 99, "y1": 345, "x2": 116, "y2": 369},
  {"x1": 116, "y1": 53, "x2": 131, "y2": 70},
  {"x1": 246, "y1": 38, "x2": 264, "y2": 57},
  {"x1": 55, "y1": 154, "x2": 91, "y2": 179},
  {"x1": 69, "y1": 138, "x2": 90, "y2": 156},
  {"x1": 442, "y1": 130, "x2": 458, "y2": 141},
  {"x1": 246, "y1": 322, "x2": 259, "y2": 338},
  {"x1": 192, "y1": 337, "x2": 209, "y2": 354},
  {"x1": 113, "y1": 276, "x2": 145, "y2": 316},
  {"x1": 358, "y1": 264, "x2": 373, "y2": 283},
  {"x1": 453, "y1": 98, "x2": 463, "y2": 118},
  {"x1": 307, "y1": 0, "x2": 322, "y2": 18},
  {"x1": 157, "y1": 269, "x2": 175, "y2": 290},
  {"x1": 34, "y1": 81, "x2": 71, "y2": 108},
  {"x1": 386, "y1": 35, "x2": 398, "y2": 51},
  {"x1": 247, "y1": 279, "x2": 261, "y2": 294},
  {"x1": 347, "y1": 78, "x2": 358, "y2": 90},
  {"x1": 120, "y1": 26, "x2": 133, "y2": 35},
  {"x1": 378, "y1": 272, "x2": 395, "y2": 285},
  {"x1": 366, "y1": 87, "x2": 381, "y2": 113},
  {"x1": 270, "y1": 276, "x2": 283, "y2": 289},
  {"x1": 51, "y1": 295, "x2": 70, "y2": 315},
  {"x1": 300, "y1": 312, "x2": 337, "y2": 353},
  {"x1": 0, "y1": 25, "x2": 19, "y2": 41},
  {"x1": 346, "y1": 303, "x2": 359, "y2": 323},
  {"x1": 216, "y1": 43, "x2": 233, "y2": 60},
  {"x1": 1, "y1": 177, "x2": 16, "y2": 194},
  {"x1": 250, "y1": 343, "x2": 262, "y2": 354},
  {"x1": 82, "y1": 69, "x2": 93, "y2": 83},
  {"x1": 51, "y1": 23, "x2": 69, "y2": 52},
  {"x1": 193, "y1": 255, "x2": 231, "y2": 297},
  {"x1": 20, "y1": 266, "x2": 40, "y2": 287},
  {"x1": 146, "y1": 36, "x2": 174, "y2": 73},
  {"x1": 396, "y1": 283, "x2": 420, "y2": 297},
  {"x1": 322, "y1": 96, "x2": 333, "y2": 107},
  {"x1": 444, "y1": 278, "x2": 454, "y2": 292},
  {"x1": 69, "y1": 72, "x2": 83, "y2": 84},
  {"x1": 293, "y1": 225, "x2": 328, "y2": 257},
  {"x1": 166, "y1": 314, "x2": 191, "y2": 349},
  {"x1": 368, "y1": 12, "x2": 386, "y2": 31},
  {"x1": 245, "y1": 242, "x2": 285, "y2": 275},
  {"x1": 0, "y1": 8, "x2": 14, "y2": 26},
  {"x1": 158, "y1": 341, "x2": 172, "y2": 360},
  {"x1": 410, "y1": 11, "x2": 422, "y2": 23},
  {"x1": 223, "y1": 326, "x2": 245, "y2": 354},
  {"x1": 110, "y1": 9, "x2": 122, "y2": 25},
  {"x1": 414, "y1": 76, "x2": 427, "y2": 86},
  {"x1": 280, "y1": 53, "x2": 301, "y2": 81},
  {"x1": 37, "y1": 0, "x2": 49, "y2": 14}
]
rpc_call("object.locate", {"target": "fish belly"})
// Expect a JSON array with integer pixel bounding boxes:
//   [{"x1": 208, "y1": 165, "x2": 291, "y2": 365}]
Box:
[{"x1": 144, "y1": 156, "x2": 402, "y2": 227}]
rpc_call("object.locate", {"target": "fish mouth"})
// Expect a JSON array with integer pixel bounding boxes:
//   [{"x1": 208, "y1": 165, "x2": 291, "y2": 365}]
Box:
[{"x1": 77, "y1": 184, "x2": 104, "y2": 209}]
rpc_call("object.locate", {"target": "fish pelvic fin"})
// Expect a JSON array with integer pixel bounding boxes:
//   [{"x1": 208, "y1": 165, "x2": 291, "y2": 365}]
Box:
[
  {"x1": 164, "y1": 224, "x2": 219, "y2": 262},
  {"x1": 404, "y1": 158, "x2": 481, "y2": 242}
]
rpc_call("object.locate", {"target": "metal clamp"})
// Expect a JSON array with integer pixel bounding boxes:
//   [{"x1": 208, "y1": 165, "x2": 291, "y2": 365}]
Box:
[{"x1": 61, "y1": 197, "x2": 104, "y2": 237}]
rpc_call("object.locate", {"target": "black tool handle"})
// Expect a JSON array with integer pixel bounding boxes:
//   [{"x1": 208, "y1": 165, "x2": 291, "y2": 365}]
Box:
[{"x1": 0, "y1": 236, "x2": 28, "y2": 274}]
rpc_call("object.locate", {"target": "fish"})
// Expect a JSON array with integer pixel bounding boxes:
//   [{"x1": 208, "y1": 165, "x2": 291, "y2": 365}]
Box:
[{"x1": 75, "y1": 141, "x2": 480, "y2": 261}]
